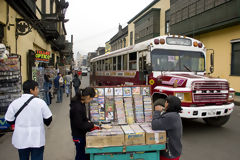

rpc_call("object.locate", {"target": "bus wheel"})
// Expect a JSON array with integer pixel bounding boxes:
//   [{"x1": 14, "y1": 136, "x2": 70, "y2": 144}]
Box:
[
  {"x1": 203, "y1": 115, "x2": 230, "y2": 127},
  {"x1": 153, "y1": 98, "x2": 166, "y2": 110}
]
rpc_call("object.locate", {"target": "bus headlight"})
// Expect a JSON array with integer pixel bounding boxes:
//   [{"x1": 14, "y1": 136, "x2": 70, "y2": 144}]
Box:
[
  {"x1": 174, "y1": 92, "x2": 192, "y2": 102},
  {"x1": 175, "y1": 93, "x2": 184, "y2": 100},
  {"x1": 228, "y1": 92, "x2": 235, "y2": 101}
]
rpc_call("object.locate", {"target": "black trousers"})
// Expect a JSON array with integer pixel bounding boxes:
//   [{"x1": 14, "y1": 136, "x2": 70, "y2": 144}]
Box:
[{"x1": 73, "y1": 137, "x2": 90, "y2": 160}]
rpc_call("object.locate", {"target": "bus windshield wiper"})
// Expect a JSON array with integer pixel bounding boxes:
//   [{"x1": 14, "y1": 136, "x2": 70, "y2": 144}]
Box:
[{"x1": 184, "y1": 65, "x2": 192, "y2": 72}]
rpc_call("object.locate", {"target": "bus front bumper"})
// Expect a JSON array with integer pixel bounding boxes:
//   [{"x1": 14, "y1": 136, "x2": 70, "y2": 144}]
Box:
[{"x1": 180, "y1": 103, "x2": 234, "y2": 118}]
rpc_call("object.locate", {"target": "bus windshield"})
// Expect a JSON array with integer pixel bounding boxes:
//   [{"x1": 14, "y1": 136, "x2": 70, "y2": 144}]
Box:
[{"x1": 151, "y1": 49, "x2": 205, "y2": 72}]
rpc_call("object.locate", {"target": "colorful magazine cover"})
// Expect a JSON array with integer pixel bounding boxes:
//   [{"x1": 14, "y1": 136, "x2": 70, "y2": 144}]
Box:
[
  {"x1": 105, "y1": 88, "x2": 114, "y2": 96},
  {"x1": 132, "y1": 87, "x2": 141, "y2": 95},
  {"x1": 141, "y1": 87, "x2": 150, "y2": 95},
  {"x1": 124, "y1": 97, "x2": 134, "y2": 124},
  {"x1": 123, "y1": 87, "x2": 132, "y2": 97},
  {"x1": 96, "y1": 88, "x2": 104, "y2": 96},
  {"x1": 105, "y1": 96, "x2": 114, "y2": 121},
  {"x1": 114, "y1": 87, "x2": 123, "y2": 96},
  {"x1": 115, "y1": 96, "x2": 126, "y2": 124}
]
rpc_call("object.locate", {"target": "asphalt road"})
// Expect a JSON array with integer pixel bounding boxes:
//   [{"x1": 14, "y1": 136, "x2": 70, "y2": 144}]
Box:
[{"x1": 0, "y1": 72, "x2": 239, "y2": 160}]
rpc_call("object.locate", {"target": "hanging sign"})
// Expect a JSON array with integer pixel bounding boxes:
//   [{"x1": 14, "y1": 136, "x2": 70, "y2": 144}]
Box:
[{"x1": 35, "y1": 50, "x2": 50, "y2": 63}]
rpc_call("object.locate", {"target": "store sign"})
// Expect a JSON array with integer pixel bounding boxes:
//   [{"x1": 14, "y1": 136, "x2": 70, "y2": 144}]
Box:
[{"x1": 35, "y1": 50, "x2": 50, "y2": 63}]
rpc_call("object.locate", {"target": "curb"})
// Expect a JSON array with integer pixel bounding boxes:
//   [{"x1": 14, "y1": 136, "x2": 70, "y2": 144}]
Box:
[{"x1": 234, "y1": 101, "x2": 240, "y2": 106}]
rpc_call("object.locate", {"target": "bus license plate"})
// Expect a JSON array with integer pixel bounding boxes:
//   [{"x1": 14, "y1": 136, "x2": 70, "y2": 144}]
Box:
[{"x1": 208, "y1": 110, "x2": 216, "y2": 116}]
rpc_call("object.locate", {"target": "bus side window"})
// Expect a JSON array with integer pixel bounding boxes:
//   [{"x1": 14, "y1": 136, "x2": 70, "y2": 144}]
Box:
[
  {"x1": 123, "y1": 54, "x2": 128, "y2": 70},
  {"x1": 129, "y1": 52, "x2": 137, "y2": 70},
  {"x1": 113, "y1": 57, "x2": 117, "y2": 70},
  {"x1": 117, "y1": 56, "x2": 122, "y2": 70}
]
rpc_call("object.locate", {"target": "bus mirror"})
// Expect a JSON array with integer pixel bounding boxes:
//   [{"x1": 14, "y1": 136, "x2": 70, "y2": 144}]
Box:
[
  {"x1": 146, "y1": 64, "x2": 152, "y2": 74},
  {"x1": 210, "y1": 53, "x2": 214, "y2": 73}
]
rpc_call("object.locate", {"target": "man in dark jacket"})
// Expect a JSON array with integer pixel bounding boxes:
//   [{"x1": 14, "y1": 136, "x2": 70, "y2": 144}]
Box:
[{"x1": 152, "y1": 96, "x2": 183, "y2": 160}]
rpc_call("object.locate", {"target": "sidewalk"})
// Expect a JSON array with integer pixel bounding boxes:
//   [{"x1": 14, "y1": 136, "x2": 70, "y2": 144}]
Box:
[{"x1": 234, "y1": 95, "x2": 240, "y2": 106}]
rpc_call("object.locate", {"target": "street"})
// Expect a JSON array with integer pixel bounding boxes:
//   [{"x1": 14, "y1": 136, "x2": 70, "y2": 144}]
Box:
[{"x1": 0, "y1": 73, "x2": 240, "y2": 160}]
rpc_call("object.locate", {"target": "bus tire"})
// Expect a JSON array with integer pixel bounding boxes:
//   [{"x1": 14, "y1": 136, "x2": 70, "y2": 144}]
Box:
[{"x1": 203, "y1": 115, "x2": 230, "y2": 127}]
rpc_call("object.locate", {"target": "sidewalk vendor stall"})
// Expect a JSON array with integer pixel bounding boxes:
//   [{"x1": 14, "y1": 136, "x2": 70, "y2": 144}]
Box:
[{"x1": 86, "y1": 85, "x2": 167, "y2": 160}]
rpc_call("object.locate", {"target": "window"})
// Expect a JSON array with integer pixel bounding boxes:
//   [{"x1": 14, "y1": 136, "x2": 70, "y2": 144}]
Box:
[
  {"x1": 102, "y1": 60, "x2": 104, "y2": 71},
  {"x1": 130, "y1": 32, "x2": 133, "y2": 45},
  {"x1": 129, "y1": 52, "x2": 137, "y2": 70},
  {"x1": 231, "y1": 42, "x2": 240, "y2": 76},
  {"x1": 42, "y1": 0, "x2": 46, "y2": 14},
  {"x1": 166, "y1": 21, "x2": 170, "y2": 34},
  {"x1": 105, "y1": 59, "x2": 108, "y2": 71},
  {"x1": 117, "y1": 56, "x2": 122, "y2": 70},
  {"x1": 50, "y1": 0, "x2": 54, "y2": 14},
  {"x1": 123, "y1": 55, "x2": 128, "y2": 70},
  {"x1": 109, "y1": 58, "x2": 113, "y2": 71},
  {"x1": 113, "y1": 57, "x2": 117, "y2": 70}
]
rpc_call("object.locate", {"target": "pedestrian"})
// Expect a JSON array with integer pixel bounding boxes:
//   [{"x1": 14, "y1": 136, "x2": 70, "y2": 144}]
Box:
[
  {"x1": 152, "y1": 95, "x2": 182, "y2": 160},
  {"x1": 72, "y1": 74, "x2": 81, "y2": 95},
  {"x1": 47, "y1": 75, "x2": 53, "y2": 104},
  {"x1": 70, "y1": 87, "x2": 99, "y2": 160},
  {"x1": 5, "y1": 80, "x2": 52, "y2": 160},
  {"x1": 54, "y1": 73, "x2": 64, "y2": 103},
  {"x1": 43, "y1": 74, "x2": 50, "y2": 105},
  {"x1": 64, "y1": 71, "x2": 72, "y2": 97}
]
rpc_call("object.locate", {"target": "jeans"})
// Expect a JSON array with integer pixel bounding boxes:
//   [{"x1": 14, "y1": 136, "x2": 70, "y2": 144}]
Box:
[
  {"x1": 74, "y1": 87, "x2": 79, "y2": 96},
  {"x1": 66, "y1": 84, "x2": 70, "y2": 95},
  {"x1": 57, "y1": 87, "x2": 63, "y2": 102},
  {"x1": 73, "y1": 137, "x2": 89, "y2": 160},
  {"x1": 44, "y1": 91, "x2": 50, "y2": 105},
  {"x1": 18, "y1": 146, "x2": 44, "y2": 160}
]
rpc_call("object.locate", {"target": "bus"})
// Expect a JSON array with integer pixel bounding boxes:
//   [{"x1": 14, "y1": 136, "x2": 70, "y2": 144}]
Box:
[{"x1": 90, "y1": 35, "x2": 235, "y2": 126}]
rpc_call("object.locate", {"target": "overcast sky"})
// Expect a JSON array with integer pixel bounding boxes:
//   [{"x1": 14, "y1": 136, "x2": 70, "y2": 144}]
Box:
[{"x1": 65, "y1": 0, "x2": 154, "y2": 55}]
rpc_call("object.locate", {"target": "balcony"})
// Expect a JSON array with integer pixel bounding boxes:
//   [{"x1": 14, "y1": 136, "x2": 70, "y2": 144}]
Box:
[
  {"x1": 61, "y1": 41, "x2": 73, "y2": 56},
  {"x1": 41, "y1": 13, "x2": 60, "y2": 40},
  {"x1": 170, "y1": 0, "x2": 240, "y2": 36},
  {"x1": 52, "y1": 35, "x2": 66, "y2": 50}
]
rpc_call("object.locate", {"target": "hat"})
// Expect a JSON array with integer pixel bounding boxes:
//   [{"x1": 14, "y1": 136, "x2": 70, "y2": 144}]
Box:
[{"x1": 153, "y1": 98, "x2": 166, "y2": 107}]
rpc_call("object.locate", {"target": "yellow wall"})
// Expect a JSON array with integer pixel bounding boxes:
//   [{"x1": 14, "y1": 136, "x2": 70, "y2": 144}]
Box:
[
  {"x1": 127, "y1": 0, "x2": 170, "y2": 46},
  {"x1": 0, "y1": 1, "x2": 57, "y2": 82},
  {"x1": 195, "y1": 25, "x2": 240, "y2": 92},
  {"x1": 0, "y1": 0, "x2": 7, "y2": 24}
]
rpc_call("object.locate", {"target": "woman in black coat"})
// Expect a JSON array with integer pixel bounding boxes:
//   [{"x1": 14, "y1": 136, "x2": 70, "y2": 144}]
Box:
[{"x1": 70, "y1": 87, "x2": 96, "y2": 160}]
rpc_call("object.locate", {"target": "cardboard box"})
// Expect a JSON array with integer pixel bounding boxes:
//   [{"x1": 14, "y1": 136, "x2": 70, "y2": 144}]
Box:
[
  {"x1": 140, "y1": 124, "x2": 166, "y2": 144},
  {"x1": 121, "y1": 124, "x2": 145, "y2": 145},
  {"x1": 86, "y1": 126, "x2": 124, "y2": 148}
]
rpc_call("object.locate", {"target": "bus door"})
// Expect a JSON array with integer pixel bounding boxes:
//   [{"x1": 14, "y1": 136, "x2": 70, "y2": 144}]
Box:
[{"x1": 138, "y1": 51, "x2": 147, "y2": 82}]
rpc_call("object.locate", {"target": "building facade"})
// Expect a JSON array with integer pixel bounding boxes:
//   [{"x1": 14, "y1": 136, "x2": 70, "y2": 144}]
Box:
[
  {"x1": 169, "y1": 0, "x2": 240, "y2": 93},
  {"x1": 109, "y1": 24, "x2": 128, "y2": 52},
  {"x1": 0, "y1": 0, "x2": 69, "y2": 82},
  {"x1": 127, "y1": 0, "x2": 170, "y2": 46}
]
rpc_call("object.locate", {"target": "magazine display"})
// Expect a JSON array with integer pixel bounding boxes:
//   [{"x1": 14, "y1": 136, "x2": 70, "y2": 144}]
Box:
[
  {"x1": 124, "y1": 97, "x2": 135, "y2": 124},
  {"x1": 143, "y1": 96, "x2": 152, "y2": 122},
  {"x1": 89, "y1": 86, "x2": 152, "y2": 124},
  {"x1": 105, "y1": 96, "x2": 114, "y2": 121},
  {"x1": 115, "y1": 96, "x2": 126, "y2": 124},
  {"x1": 133, "y1": 95, "x2": 144, "y2": 123}
]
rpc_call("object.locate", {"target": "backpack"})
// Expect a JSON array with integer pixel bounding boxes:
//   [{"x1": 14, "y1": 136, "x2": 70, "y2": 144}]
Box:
[{"x1": 73, "y1": 77, "x2": 81, "y2": 87}]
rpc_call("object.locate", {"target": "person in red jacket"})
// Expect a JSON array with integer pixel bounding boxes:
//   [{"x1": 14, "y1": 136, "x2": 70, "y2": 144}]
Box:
[{"x1": 70, "y1": 87, "x2": 99, "y2": 160}]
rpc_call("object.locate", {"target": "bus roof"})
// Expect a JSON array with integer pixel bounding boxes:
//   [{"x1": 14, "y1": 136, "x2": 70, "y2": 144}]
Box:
[{"x1": 90, "y1": 35, "x2": 205, "y2": 62}]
